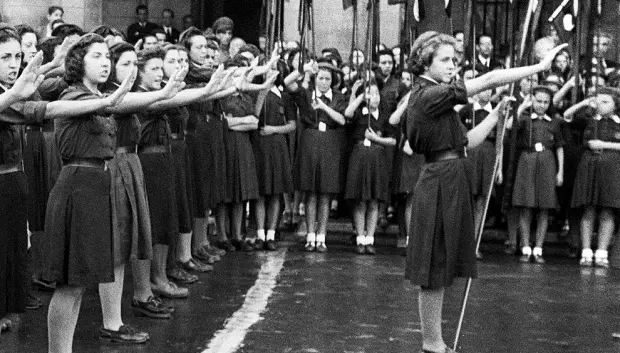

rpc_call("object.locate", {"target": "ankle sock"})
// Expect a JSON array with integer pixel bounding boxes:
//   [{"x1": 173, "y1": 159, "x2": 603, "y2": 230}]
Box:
[
  {"x1": 356, "y1": 234, "x2": 365, "y2": 246},
  {"x1": 266, "y1": 230, "x2": 275, "y2": 241},
  {"x1": 533, "y1": 247, "x2": 543, "y2": 257},
  {"x1": 366, "y1": 236, "x2": 374, "y2": 246},
  {"x1": 521, "y1": 246, "x2": 532, "y2": 256},
  {"x1": 595, "y1": 249, "x2": 608, "y2": 259},
  {"x1": 256, "y1": 229, "x2": 266, "y2": 241},
  {"x1": 306, "y1": 233, "x2": 316, "y2": 245},
  {"x1": 316, "y1": 233, "x2": 326, "y2": 244},
  {"x1": 582, "y1": 248, "x2": 593, "y2": 258}
]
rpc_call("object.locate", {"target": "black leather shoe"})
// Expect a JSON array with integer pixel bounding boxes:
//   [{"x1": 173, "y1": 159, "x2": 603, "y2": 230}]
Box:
[
  {"x1": 131, "y1": 296, "x2": 172, "y2": 319},
  {"x1": 304, "y1": 243, "x2": 316, "y2": 252},
  {"x1": 231, "y1": 239, "x2": 244, "y2": 251},
  {"x1": 99, "y1": 325, "x2": 149, "y2": 343},
  {"x1": 365, "y1": 245, "x2": 376, "y2": 255},
  {"x1": 242, "y1": 240, "x2": 254, "y2": 252},
  {"x1": 356, "y1": 244, "x2": 365, "y2": 254},
  {"x1": 216, "y1": 240, "x2": 236, "y2": 252},
  {"x1": 316, "y1": 243, "x2": 327, "y2": 253},
  {"x1": 265, "y1": 240, "x2": 277, "y2": 251},
  {"x1": 167, "y1": 267, "x2": 198, "y2": 285},
  {"x1": 254, "y1": 239, "x2": 265, "y2": 250}
]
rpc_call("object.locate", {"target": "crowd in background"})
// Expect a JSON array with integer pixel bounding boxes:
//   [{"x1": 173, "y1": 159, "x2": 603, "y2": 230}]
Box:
[{"x1": 1, "y1": 4, "x2": 620, "y2": 352}]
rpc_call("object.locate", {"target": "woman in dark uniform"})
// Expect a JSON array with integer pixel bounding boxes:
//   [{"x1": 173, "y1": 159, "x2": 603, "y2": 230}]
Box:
[
  {"x1": 288, "y1": 60, "x2": 347, "y2": 252},
  {"x1": 404, "y1": 31, "x2": 565, "y2": 353},
  {"x1": 253, "y1": 60, "x2": 297, "y2": 250},
  {"x1": 344, "y1": 80, "x2": 396, "y2": 254},
  {"x1": 567, "y1": 88, "x2": 620, "y2": 267}
]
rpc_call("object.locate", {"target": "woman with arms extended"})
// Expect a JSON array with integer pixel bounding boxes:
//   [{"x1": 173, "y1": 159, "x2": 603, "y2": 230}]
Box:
[{"x1": 404, "y1": 31, "x2": 565, "y2": 353}]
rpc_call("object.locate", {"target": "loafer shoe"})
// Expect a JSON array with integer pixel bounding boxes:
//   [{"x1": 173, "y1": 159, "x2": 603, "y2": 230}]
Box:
[
  {"x1": 365, "y1": 245, "x2": 376, "y2": 255},
  {"x1": 532, "y1": 254, "x2": 545, "y2": 264},
  {"x1": 519, "y1": 254, "x2": 531, "y2": 263},
  {"x1": 304, "y1": 243, "x2": 316, "y2": 252},
  {"x1": 131, "y1": 296, "x2": 172, "y2": 319},
  {"x1": 316, "y1": 243, "x2": 327, "y2": 253},
  {"x1": 216, "y1": 240, "x2": 236, "y2": 252},
  {"x1": 193, "y1": 247, "x2": 216, "y2": 264},
  {"x1": 167, "y1": 267, "x2": 198, "y2": 285},
  {"x1": 254, "y1": 239, "x2": 265, "y2": 250},
  {"x1": 99, "y1": 325, "x2": 149, "y2": 344},
  {"x1": 265, "y1": 240, "x2": 277, "y2": 251},
  {"x1": 356, "y1": 244, "x2": 365, "y2": 254},
  {"x1": 180, "y1": 259, "x2": 213, "y2": 273}
]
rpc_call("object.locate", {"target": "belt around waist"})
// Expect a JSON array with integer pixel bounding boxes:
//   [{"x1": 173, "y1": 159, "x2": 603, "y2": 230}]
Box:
[
  {"x1": 424, "y1": 149, "x2": 465, "y2": 163},
  {"x1": 138, "y1": 145, "x2": 171, "y2": 154},
  {"x1": 63, "y1": 158, "x2": 107, "y2": 170},
  {"x1": 116, "y1": 145, "x2": 138, "y2": 154},
  {"x1": 0, "y1": 161, "x2": 23, "y2": 175}
]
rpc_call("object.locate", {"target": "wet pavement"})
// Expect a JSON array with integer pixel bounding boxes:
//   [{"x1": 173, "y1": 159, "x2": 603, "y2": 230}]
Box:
[{"x1": 2, "y1": 229, "x2": 620, "y2": 353}]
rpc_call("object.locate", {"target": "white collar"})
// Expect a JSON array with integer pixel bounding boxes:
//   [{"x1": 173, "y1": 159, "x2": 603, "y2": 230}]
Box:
[
  {"x1": 270, "y1": 86, "x2": 282, "y2": 98},
  {"x1": 313, "y1": 89, "x2": 333, "y2": 100},
  {"x1": 473, "y1": 101, "x2": 493, "y2": 114},
  {"x1": 362, "y1": 107, "x2": 379, "y2": 119},
  {"x1": 419, "y1": 75, "x2": 439, "y2": 85},
  {"x1": 531, "y1": 113, "x2": 552, "y2": 122},
  {"x1": 0, "y1": 83, "x2": 9, "y2": 92},
  {"x1": 478, "y1": 54, "x2": 489, "y2": 65},
  {"x1": 163, "y1": 26, "x2": 171, "y2": 29},
  {"x1": 594, "y1": 114, "x2": 620, "y2": 124}
]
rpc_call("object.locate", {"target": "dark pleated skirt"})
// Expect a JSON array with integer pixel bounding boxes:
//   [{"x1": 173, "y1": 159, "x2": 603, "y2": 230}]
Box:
[
  {"x1": 254, "y1": 134, "x2": 293, "y2": 196},
  {"x1": 345, "y1": 143, "x2": 389, "y2": 201},
  {"x1": 512, "y1": 150, "x2": 558, "y2": 209},
  {"x1": 139, "y1": 152, "x2": 178, "y2": 246},
  {"x1": 295, "y1": 128, "x2": 345, "y2": 194},
  {"x1": 467, "y1": 140, "x2": 496, "y2": 197},
  {"x1": 109, "y1": 152, "x2": 152, "y2": 265},
  {"x1": 43, "y1": 131, "x2": 62, "y2": 191},
  {"x1": 572, "y1": 150, "x2": 620, "y2": 209},
  {"x1": 405, "y1": 158, "x2": 477, "y2": 289},
  {"x1": 23, "y1": 130, "x2": 47, "y2": 232},
  {"x1": 0, "y1": 171, "x2": 28, "y2": 317},
  {"x1": 225, "y1": 130, "x2": 259, "y2": 203},
  {"x1": 392, "y1": 150, "x2": 425, "y2": 195},
  {"x1": 171, "y1": 140, "x2": 193, "y2": 233},
  {"x1": 43, "y1": 166, "x2": 114, "y2": 286}
]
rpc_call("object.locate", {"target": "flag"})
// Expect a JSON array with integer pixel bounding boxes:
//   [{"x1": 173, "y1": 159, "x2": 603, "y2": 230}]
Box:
[
  {"x1": 413, "y1": 0, "x2": 425, "y2": 22},
  {"x1": 445, "y1": 0, "x2": 451, "y2": 18}
]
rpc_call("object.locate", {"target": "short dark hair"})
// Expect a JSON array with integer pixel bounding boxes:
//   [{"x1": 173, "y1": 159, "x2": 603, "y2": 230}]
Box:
[
  {"x1": 48, "y1": 6, "x2": 64, "y2": 16},
  {"x1": 162, "y1": 8, "x2": 174, "y2": 17},
  {"x1": 51, "y1": 23, "x2": 84, "y2": 39},
  {"x1": 14, "y1": 24, "x2": 39, "y2": 43},
  {"x1": 238, "y1": 44, "x2": 260, "y2": 59},
  {"x1": 39, "y1": 36, "x2": 63, "y2": 64},
  {"x1": 151, "y1": 28, "x2": 165, "y2": 36},
  {"x1": 0, "y1": 25, "x2": 21, "y2": 46},
  {"x1": 377, "y1": 49, "x2": 394, "y2": 62},
  {"x1": 137, "y1": 46, "x2": 165, "y2": 72},
  {"x1": 225, "y1": 55, "x2": 250, "y2": 69},
  {"x1": 91, "y1": 25, "x2": 114, "y2": 38},
  {"x1": 108, "y1": 41, "x2": 135, "y2": 84},
  {"x1": 136, "y1": 4, "x2": 148, "y2": 14},
  {"x1": 64, "y1": 33, "x2": 106, "y2": 85}
]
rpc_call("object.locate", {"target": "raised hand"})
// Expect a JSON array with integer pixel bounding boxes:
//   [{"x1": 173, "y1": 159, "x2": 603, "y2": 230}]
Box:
[
  {"x1": 104, "y1": 66, "x2": 136, "y2": 107},
  {"x1": 10, "y1": 51, "x2": 45, "y2": 100},
  {"x1": 538, "y1": 43, "x2": 569, "y2": 71}
]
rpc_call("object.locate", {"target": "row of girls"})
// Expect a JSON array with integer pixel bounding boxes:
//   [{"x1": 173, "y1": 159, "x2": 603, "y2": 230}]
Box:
[{"x1": 0, "y1": 21, "x2": 318, "y2": 351}]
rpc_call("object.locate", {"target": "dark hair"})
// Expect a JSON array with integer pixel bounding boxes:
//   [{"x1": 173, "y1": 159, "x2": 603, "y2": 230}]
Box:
[
  {"x1": 274, "y1": 59, "x2": 290, "y2": 87},
  {"x1": 48, "y1": 6, "x2": 64, "y2": 16},
  {"x1": 152, "y1": 27, "x2": 165, "y2": 36},
  {"x1": 315, "y1": 58, "x2": 339, "y2": 88},
  {"x1": 238, "y1": 44, "x2": 260, "y2": 59},
  {"x1": 0, "y1": 25, "x2": 21, "y2": 45},
  {"x1": 51, "y1": 24, "x2": 84, "y2": 39},
  {"x1": 108, "y1": 41, "x2": 135, "y2": 84},
  {"x1": 91, "y1": 25, "x2": 114, "y2": 38},
  {"x1": 179, "y1": 27, "x2": 205, "y2": 51},
  {"x1": 64, "y1": 33, "x2": 106, "y2": 85},
  {"x1": 376, "y1": 49, "x2": 394, "y2": 63},
  {"x1": 162, "y1": 8, "x2": 174, "y2": 17},
  {"x1": 225, "y1": 55, "x2": 250, "y2": 69},
  {"x1": 135, "y1": 5, "x2": 148, "y2": 14},
  {"x1": 39, "y1": 36, "x2": 63, "y2": 64},
  {"x1": 51, "y1": 19, "x2": 65, "y2": 28},
  {"x1": 15, "y1": 24, "x2": 39, "y2": 43},
  {"x1": 137, "y1": 46, "x2": 165, "y2": 72}
]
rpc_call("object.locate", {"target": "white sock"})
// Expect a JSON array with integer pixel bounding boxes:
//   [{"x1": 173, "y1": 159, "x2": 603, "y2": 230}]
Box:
[
  {"x1": 316, "y1": 233, "x2": 326, "y2": 244},
  {"x1": 306, "y1": 233, "x2": 316, "y2": 245},
  {"x1": 595, "y1": 249, "x2": 608, "y2": 259},
  {"x1": 366, "y1": 236, "x2": 374, "y2": 246},
  {"x1": 266, "y1": 230, "x2": 275, "y2": 241},
  {"x1": 356, "y1": 235, "x2": 365, "y2": 246},
  {"x1": 581, "y1": 248, "x2": 593, "y2": 258},
  {"x1": 521, "y1": 246, "x2": 532, "y2": 256},
  {"x1": 256, "y1": 229, "x2": 266, "y2": 241},
  {"x1": 533, "y1": 247, "x2": 543, "y2": 257}
]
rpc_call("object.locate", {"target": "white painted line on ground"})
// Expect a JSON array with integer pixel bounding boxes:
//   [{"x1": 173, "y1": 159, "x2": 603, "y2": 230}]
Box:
[{"x1": 201, "y1": 249, "x2": 287, "y2": 353}]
